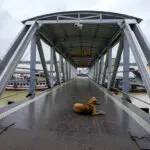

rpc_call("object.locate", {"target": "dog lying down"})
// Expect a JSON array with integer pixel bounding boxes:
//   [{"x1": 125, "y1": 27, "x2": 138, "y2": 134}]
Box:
[{"x1": 73, "y1": 97, "x2": 105, "y2": 116}]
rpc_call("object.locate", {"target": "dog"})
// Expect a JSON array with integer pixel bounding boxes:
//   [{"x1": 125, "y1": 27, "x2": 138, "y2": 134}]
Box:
[{"x1": 73, "y1": 97, "x2": 105, "y2": 116}]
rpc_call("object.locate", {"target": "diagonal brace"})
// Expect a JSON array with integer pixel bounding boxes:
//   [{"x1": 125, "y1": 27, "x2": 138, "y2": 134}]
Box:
[{"x1": 36, "y1": 36, "x2": 51, "y2": 88}]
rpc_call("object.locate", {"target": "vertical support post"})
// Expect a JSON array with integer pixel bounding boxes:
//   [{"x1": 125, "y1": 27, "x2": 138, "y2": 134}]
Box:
[
  {"x1": 60, "y1": 55, "x2": 65, "y2": 82},
  {"x1": 95, "y1": 61, "x2": 98, "y2": 82},
  {"x1": 93, "y1": 65, "x2": 95, "y2": 80},
  {"x1": 58, "y1": 54, "x2": 61, "y2": 82},
  {"x1": 107, "y1": 48, "x2": 112, "y2": 88},
  {"x1": 94, "y1": 63, "x2": 96, "y2": 81},
  {"x1": 108, "y1": 37, "x2": 123, "y2": 89},
  {"x1": 96, "y1": 61, "x2": 99, "y2": 83},
  {"x1": 36, "y1": 36, "x2": 51, "y2": 88},
  {"x1": 102, "y1": 54, "x2": 108, "y2": 87},
  {"x1": 28, "y1": 35, "x2": 36, "y2": 96},
  {"x1": 65, "y1": 60, "x2": 68, "y2": 81},
  {"x1": 70, "y1": 65, "x2": 72, "y2": 79},
  {"x1": 97, "y1": 59, "x2": 100, "y2": 84},
  {"x1": 53, "y1": 49, "x2": 60, "y2": 84},
  {"x1": 68, "y1": 63, "x2": 71, "y2": 80},
  {"x1": 123, "y1": 22, "x2": 150, "y2": 98},
  {"x1": 99, "y1": 56, "x2": 104, "y2": 84},
  {"x1": 122, "y1": 35, "x2": 131, "y2": 102},
  {"x1": 50, "y1": 47, "x2": 54, "y2": 87},
  {"x1": 92, "y1": 66, "x2": 94, "y2": 80}
]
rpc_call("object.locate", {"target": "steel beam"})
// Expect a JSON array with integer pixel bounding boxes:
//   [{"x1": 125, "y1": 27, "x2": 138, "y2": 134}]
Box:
[
  {"x1": 18, "y1": 61, "x2": 137, "y2": 66},
  {"x1": 132, "y1": 23, "x2": 150, "y2": 65},
  {"x1": 50, "y1": 47, "x2": 54, "y2": 87},
  {"x1": 53, "y1": 49, "x2": 60, "y2": 84},
  {"x1": 97, "y1": 59, "x2": 101, "y2": 84},
  {"x1": 92, "y1": 66, "x2": 95, "y2": 80},
  {"x1": 0, "y1": 25, "x2": 30, "y2": 75},
  {"x1": 28, "y1": 35, "x2": 36, "y2": 95},
  {"x1": 102, "y1": 54, "x2": 108, "y2": 86},
  {"x1": 36, "y1": 36, "x2": 51, "y2": 88},
  {"x1": 69, "y1": 63, "x2": 71, "y2": 80},
  {"x1": 53, "y1": 36, "x2": 109, "y2": 45},
  {"x1": 65, "y1": 60, "x2": 68, "y2": 81},
  {"x1": 108, "y1": 37, "x2": 123, "y2": 89},
  {"x1": 0, "y1": 22, "x2": 38, "y2": 96},
  {"x1": 60, "y1": 55, "x2": 65, "y2": 82},
  {"x1": 93, "y1": 63, "x2": 96, "y2": 81},
  {"x1": 99, "y1": 56, "x2": 104, "y2": 84},
  {"x1": 107, "y1": 48, "x2": 112, "y2": 88},
  {"x1": 122, "y1": 35, "x2": 131, "y2": 102},
  {"x1": 36, "y1": 19, "x2": 136, "y2": 25},
  {"x1": 95, "y1": 61, "x2": 99, "y2": 83},
  {"x1": 58, "y1": 54, "x2": 62, "y2": 82},
  {"x1": 68, "y1": 62, "x2": 70, "y2": 80},
  {"x1": 123, "y1": 22, "x2": 150, "y2": 98}
]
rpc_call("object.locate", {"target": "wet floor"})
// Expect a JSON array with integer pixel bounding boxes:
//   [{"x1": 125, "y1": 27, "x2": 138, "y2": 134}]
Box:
[{"x1": 0, "y1": 78, "x2": 148, "y2": 149}]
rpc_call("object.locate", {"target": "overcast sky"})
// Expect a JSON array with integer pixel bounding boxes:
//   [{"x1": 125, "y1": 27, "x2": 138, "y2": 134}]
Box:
[{"x1": 0, "y1": 0, "x2": 150, "y2": 62}]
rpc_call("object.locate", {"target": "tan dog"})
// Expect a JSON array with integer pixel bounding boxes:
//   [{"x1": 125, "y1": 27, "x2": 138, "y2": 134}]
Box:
[{"x1": 73, "y1": 97, "x2": 105, "y2": 116}]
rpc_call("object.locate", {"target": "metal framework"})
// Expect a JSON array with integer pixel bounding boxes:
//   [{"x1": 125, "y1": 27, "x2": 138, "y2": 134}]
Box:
[
  {"x1": 0, "y1": 10, "x2": 150, "y2": 104},
  {"x1": 28, "y1": 34, "x2": 37, "y2": 95}
]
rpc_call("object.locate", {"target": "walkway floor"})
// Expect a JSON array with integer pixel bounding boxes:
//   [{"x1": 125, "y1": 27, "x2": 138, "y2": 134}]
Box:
[{"x1": 0, "y1": 77, "x2": 148, "y2": 149}]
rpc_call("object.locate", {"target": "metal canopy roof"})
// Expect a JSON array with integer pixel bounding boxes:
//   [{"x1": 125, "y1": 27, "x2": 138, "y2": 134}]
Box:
[{"x1": 22, "y1": 11, "x2": 142, "y2": 67}]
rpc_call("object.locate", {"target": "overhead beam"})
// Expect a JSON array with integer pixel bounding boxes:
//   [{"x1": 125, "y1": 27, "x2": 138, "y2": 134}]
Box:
[
  {"x1": 53, "y1": 36, "x2": 109, "y2": 45},
  {"x1": 18, "y1": 61, "x2": 137, "y2": 66},
  {"x1": 35, "y1": 19, "x2": 136, "y2": 25}
]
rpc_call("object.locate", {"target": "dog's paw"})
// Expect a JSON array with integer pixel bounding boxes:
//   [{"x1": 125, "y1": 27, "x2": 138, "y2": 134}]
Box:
[{"x1": 100, "y1": 111, "x2": 105, "y2": 115}]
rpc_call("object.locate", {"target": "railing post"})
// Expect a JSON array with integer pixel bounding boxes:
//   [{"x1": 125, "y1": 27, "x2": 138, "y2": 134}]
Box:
[
  {"x1": 60, "y1": 55, "x2": 65, "y2": 82},
  {"x1": 65, "y1": 60, "x2": 68, "y2": 81},
  {"x1": 108, "y1": 37, "x2": 123, "y2": 89},
  {"x1": 97, "y1": 59, "x2": 100, "y2": 84},
  {"x1": 123, "y1": 22, "x2": 150, "y2": 99},
  {"x1": 28, "y1": 35, "x2": 36, "y2": 97},
  {"x1": 36, "y1": 36, "x2": 51, "y2": 88},
  {"x1": 102, "y1": 54, "x2": 108, "y2": 87},
  {"x1": 107, "y1": 48, "x2": 112, "y2": 88},
  {"x1": 53, "y1": 49, "x2": 60, "y2": 85},
  {"x1": 122, "y1": 34, "x2": 131, "y2": 102},
  {"x1": 99, "y1": 56, "x2": 104, "y2": 85},
  {"x1": 50, "y1": 47, "x2": 54, "y2": 87}
]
